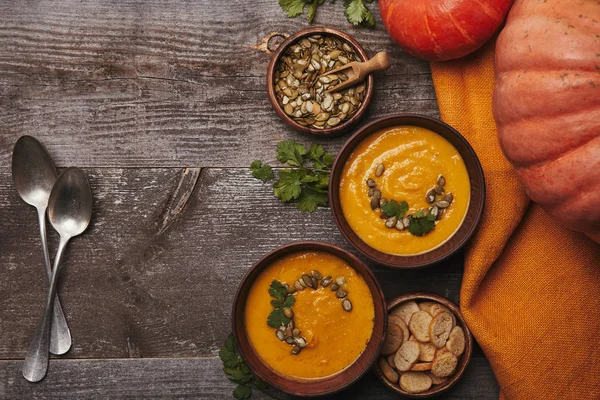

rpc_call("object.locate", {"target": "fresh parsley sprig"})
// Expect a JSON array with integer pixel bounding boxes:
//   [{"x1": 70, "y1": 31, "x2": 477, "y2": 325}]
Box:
[
  {"x1": 278, "y1": 0, "x2": 376, "y2": 27},
  {"x1": 408, "y1": 210, "x2": 437, "y2": 237},
  {"x1": 250, "y1": 140, "x2": 333, "y2": 213},
  {"x1": 219, "y1": 333, "x2": 269, "y2": 399}
]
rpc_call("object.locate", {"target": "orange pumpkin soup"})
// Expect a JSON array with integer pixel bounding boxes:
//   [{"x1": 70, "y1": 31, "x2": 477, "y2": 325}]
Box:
[
  {"x1": 340, "y1": 125, "x2": 470, "y2": 255},
  {"x1": 244, "y1": 251, "x2": 375, "y2": 379}
]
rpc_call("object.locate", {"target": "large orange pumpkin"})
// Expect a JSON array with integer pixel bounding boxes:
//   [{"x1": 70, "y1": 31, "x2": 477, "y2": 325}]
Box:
[
  {"x1": 493, "y1": 0, "x2": 600, "y2": 243},
  {"x1": 379, "y1": 0, "x2": 513, "y2": 61}
]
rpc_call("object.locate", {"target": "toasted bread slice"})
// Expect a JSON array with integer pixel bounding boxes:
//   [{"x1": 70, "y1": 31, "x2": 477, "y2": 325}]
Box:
[
  {"x1": 445, "y1": 326, "x2": 466, "y2": 356},
  {"x1": 409, "y1": 311, "x2": 433, "y2": 342},
  {"x1": 430, "y1": 303, "x2": 456, "y2": 326},
  {"x1": 389, "y1": 314, "x2": 410, "y2": 344},
  {"x1": 399, "y1": 371, "x2": 433, "y2": 394},
  {"x1": 430, "y1": 311, "x2": 454, "y2": 348},
  {"x1": 427, "y1": 371, "x2": 449, "y2": 385},
  {"x1": 410, "y1": 362, "x2": 432, "y2": 371},
  {"x1": 390, "y1": 300, "x2": 420, "y2": 325},
  {"x1": 393, "y1": 340, "x2": 420, "y2": 372},
  {"x1": 379, "y1": 357, "x2": 399, "y2": 383},
  {"x1": 431, "y1": 350, "x2": 458, "y2": 378},
  {"x1": 418, "y1": 301, "x2": 437, "y2": 314},
  {"x1": 418, "y1": 341, "x2": 437, "y2": 362},
  {"x1": 382, "y1": 321, "x2": 404, "y2": 355}
]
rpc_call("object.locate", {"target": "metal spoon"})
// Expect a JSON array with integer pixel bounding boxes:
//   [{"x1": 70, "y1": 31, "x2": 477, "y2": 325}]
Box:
[
  {"x1": 22, "y1": 167, "x2": 93, "y2": 383},
  {"x1": 12, "y1": 136, "x2": 72, "y2": 356}
]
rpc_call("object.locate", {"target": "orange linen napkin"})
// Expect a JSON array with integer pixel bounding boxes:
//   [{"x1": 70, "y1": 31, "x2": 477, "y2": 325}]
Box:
[{"x1": 430, "y1": 42, "x2": 600, "y2": 400}]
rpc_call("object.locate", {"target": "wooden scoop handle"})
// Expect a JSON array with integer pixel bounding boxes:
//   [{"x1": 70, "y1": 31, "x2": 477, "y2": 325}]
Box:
[{"x1": 356, "y1": 52, "x2": 391, "y2": 81}]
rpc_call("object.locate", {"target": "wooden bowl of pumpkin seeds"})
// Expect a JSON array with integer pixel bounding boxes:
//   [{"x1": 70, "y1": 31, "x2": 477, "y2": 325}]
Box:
[{"x1": 267, "y1": 27, "x2": 374, "y2": 136}]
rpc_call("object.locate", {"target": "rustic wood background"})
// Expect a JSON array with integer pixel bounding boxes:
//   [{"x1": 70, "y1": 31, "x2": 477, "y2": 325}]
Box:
[{"x1": 0, "y1": 1, "x2": 500, "y2": 398}]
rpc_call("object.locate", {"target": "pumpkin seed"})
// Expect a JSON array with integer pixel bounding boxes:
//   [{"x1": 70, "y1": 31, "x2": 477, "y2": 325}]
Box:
[
  {"x1": 385, "y1": 216, "x2": 398, "y2": 228},
  {"x1": 443, "y1": 193, "x2": 454, "y2": 204},
  {"x1": 380, "y1": 212, "x2": 389, "y2": 219},
  {"x1": 295, "y1": 280, "x2": 305, "y2": 290},
  {"x1": 426, "y1": 189, "x2": 436, "y2": 204},
  {"x1": 299, "y1": 278, "x2": 308, "y2": 288},
  {"x1": 288, "y1": 319, "x2": 295, "y2": 330},
  {"x1": 380, "y1": 198, "x2": 388, "y2": 207},
  {"x1": 336, "y1": 290, "x2": 348, "y2": 298},
  {"x1": 286, "y1": 285, "x2": 296, "y2": 294},
  {"x1": 402, "y1": 217, "x2": 411, "y2": 227},
  {"x1": 430, "y1": 206, "x2": 439, "y2": 218},
  {"x1": 283, "y1": 308, "x2": 294, "y2": 318},
  {"x1": 395, "y1": 219, "x2": 405, "y2": 230},
  {"x1": 330, "y1": 283, "x2": 340, "y2": 291},
  {"x1": 327, "y1": 117, "x2": 341, "y2": 126},
  {"x1": 375, "y1": 163, "x2": 385, "y2": 177},
  {"x1": 321, "y1": 276, "x2": 333, "y2": 287},
  {"x1": 366, "y1": 178, "x2": 376, "y2": 188},
  {"x1": 368, "y1": 188, "x2": 375, "y2": 197},
  {"x1": 311, "y1": 270, "x2": 323, "y2": 280},
  {"x1": 435, "y1": 200, "x2": 450, "y2": 209},
  {"x1": 294, "y1": 337, "x2": 307, "y2": 348},
  {"x1": 437, "y1": 174, "x2": 446, "y2": 187},
  {"x1": 286, "y1": 337, "x2": 295, "y2": 344},
  {"x1": 302, "y1": 274, "x2": 314, "y2": 289},
  {"x1": 370, "y1": 196, "x2": 380, "y2": 210},
  {"x1": 335, "y1": 276, "x2": 346, "y2": 286},
  {"x1": 342, "y1": 299, "x2": 352, "y2": 312},
  {"x1": 433, "y1": 185, "x2": 444, "y2": 195},
  {"x1": 276, "y1": 330, "x2": 285, "y2": 341},
  {"x1": 292, "y1": 328, "x2": 301, "y2": 337},
  {"x1": 284, "y1": 325, "x2": 292, "y2": 337},
  {"x1": 291, "y1": 345, "x2": 301, "y2": 355}
]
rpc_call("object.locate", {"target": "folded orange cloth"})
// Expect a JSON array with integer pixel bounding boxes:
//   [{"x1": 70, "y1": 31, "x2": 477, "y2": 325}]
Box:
[{"x1": 430, "y1": 42, "x2": 600, "y2": 400}]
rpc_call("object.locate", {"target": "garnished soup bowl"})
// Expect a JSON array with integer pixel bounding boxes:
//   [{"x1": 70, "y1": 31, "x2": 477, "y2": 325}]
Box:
[{"x1": 232, "y1": 241, "x2": 386, "y2": 396}]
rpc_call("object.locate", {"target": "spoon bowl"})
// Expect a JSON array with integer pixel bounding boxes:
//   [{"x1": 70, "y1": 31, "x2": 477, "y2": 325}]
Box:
[
  {"x1": 48, "y1": 168, "x2": 93, "y2": 239},
  {"x1": 12, "y1": 136, "x2": 57, "y2": 209}
]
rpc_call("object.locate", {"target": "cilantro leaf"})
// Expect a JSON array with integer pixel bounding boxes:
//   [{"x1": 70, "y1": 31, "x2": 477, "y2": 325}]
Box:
[
  {"x1": 277, "y1": 140, "x2": 308, "y2": 167},
  {"x1": 344, "y1": 0, "x2": 375, "y2": 27},
  {"x1": 278, "y1": 0, "x2": 307, "y2": 18},
  {"x1": 381, "y1": 200, "x2": 409, "y2": 219},
  {"x1": 268, "y1": 280, "x2": 287, "y2": 301},
  {"x1": 408, "y1": 213, "x2": 437, "y2": 237},
  {"x1": 250, "y1": 160, "x2": 274, "y2": 182},
  {"x1": 314, "y1": 172, "x2": 329, "y2": 190},
  {"x1": 273, "y1": 169, "x2": 303, "y2": 202},
  {"x1": 267, "y1": 308, "x2": 290, "y2": 328},
  {"x1": 308, "y1": 143, "x2": 334, "y2": 170},
  {"x1": 308, "y1": 143, "x2": 325, "y2": 162},
  {"x1": 224, "y1": 368, "x2": 253, "y2": 384},
  {"x1": 296, "y1": 186, "x2": 328, "y2": 212},
  {"x1": 283, "y1": 295, "x2": 295, "y2": 308},
  {"x1": 225, "y1": 332, "x2": 235, "y2": 352},
  {"x1": 254, "y1": 377, "x2": 268, "y2": 390},
  {"x1": 307, "y1": 0, "x2": 318, "y2": 23},
  {"x1": 270, "y1": 299, "x2": 283, "y2": 309},
  {"x1": 321, "y1": 152, "x2": 334, "y2": 168},
  {"x1": 233, "y1": 385, "x2": 252, "y2": 400}
]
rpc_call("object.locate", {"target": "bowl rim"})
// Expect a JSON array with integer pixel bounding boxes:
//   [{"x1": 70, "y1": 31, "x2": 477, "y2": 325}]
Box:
[
  {"x1": 375, "y1": 292, "x2": 474, "y2": 398},
  {"x1": 266, "y1": 26, "x2": 374, "y2": 136},
  {"x1": 232, "y1": 241, "x2": 387, "y2": 397},
  {"x1": 329, "y1": 113, "x2": 486, "y2": 268}
]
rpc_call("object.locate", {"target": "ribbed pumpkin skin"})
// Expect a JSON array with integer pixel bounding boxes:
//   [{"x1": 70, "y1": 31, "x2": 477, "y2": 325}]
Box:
[
  {"x1": 493, "y1": 0, "x2": 600, "y2": 243},
  {"x1": 379, "y1": 0, "x2": 513, "y2": 61}
]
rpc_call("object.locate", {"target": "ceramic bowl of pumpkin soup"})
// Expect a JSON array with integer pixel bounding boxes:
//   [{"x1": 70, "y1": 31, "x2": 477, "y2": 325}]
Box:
[
  {"x1": 232, "y1": 242, "x2": 386, "y2": 396},
  {"x1": 330, "y1": 114, "x2": 485, "y2": 268}
]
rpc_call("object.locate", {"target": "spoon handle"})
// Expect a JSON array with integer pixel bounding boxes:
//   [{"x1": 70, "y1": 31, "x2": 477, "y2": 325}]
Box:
[
  {"x1": 37, "y1": 208, "x2": 72, "y2": 356},
  {"x1": 23, "y1": 236, "x2": 69, "y2": 383}
]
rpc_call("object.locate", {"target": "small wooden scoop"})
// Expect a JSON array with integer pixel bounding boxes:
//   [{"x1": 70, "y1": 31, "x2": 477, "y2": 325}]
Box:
[{"x1": 323, "y1": 51, "x2": 391, "y2": 93}]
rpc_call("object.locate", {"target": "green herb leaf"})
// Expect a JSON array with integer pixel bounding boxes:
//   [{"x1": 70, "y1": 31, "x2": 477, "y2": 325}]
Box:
[
  {"x1": 267, "y1": 308, "x2": 290, "y2": 328},
  {"x1": 225, "y1": 332, "x2": 236, "y2": 352},
  {"x1": 254, "y1": 377, "x2": 268, "y2": 390},
  {"x1": 283, "y1": 295, "x2": 296, "y2": 308},
  {"x1": 307, "y1": 0, "x2": 318, "y2": 23},
  {"x1": 344, "y1": 0, "x2": 375, "y2": 26},
  {"x1": 233, "y1": 385, "x2": 252, "y2": 400},
  {"x1": 381, "y1": 200, "x2": 409, "y2": 219},
  {"x1": 408, "y1": 213, "x2": 437, "y2": 237},
  {"x1": 224, "y1": 368, "x2": 253, "y2": 384},
  {"x1": 308, "y1": 143, "x2": 334, "y2": 170},
  {"x1": 278, "y1": 0, "x2": 307, "y2": 18},
  {"x1": 273, "y1": 169, "x2": 303, "y2": 202},
  {"x1": 277, "y1": 140, "x2": 308, "y2": 167},
  {"x1": 268, "y1": 280, "x2": 287, "y2": 301},
  {"x1": 250, "y1": 160, "x2": 274, "y2": 182},
  {"x1": 270, "y1": 299, "x2": 283, "y2": 309},
  {"x1": 296, "y1": 186, "x2": 328, "y2": 212}
]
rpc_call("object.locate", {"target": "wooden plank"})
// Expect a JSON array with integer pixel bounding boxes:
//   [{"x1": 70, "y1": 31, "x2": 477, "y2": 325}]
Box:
[
  {"x1": 0, "y1": 168, "x2": 465, "y2": 360},
  {"x1": 0, "y1": 356, "x2": 499, "y2": 399},
  {"x1": 0, "y1": 0, "x2": 438, "y2": 168}
]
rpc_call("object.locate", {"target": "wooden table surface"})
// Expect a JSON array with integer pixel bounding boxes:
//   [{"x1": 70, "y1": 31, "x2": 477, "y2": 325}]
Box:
[{"x1": 0, "y1": 1, "x2": 500, "y2": 398}]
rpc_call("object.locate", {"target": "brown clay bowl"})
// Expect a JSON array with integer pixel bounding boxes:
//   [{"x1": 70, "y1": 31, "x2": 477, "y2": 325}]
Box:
[
  {"x1": 266, "y1": 27, "x2": 374, "y2": 136},
  {"x1": 375, "y1": 293, "x2": 473, "y2": 398},
  {"x1": 329, "y1": 114, "x2": 485, "y2": 268},
  {"x1": 232, "y1": 241, "x2": 387, "y2": 397}
]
